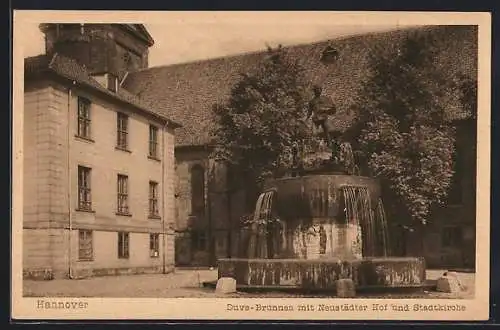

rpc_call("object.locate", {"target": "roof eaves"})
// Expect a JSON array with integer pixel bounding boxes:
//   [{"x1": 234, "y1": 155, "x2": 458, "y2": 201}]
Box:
[
  {"x1": 120, "y1": 24, "x2": 155, "y2": 47},
  {"x1": 41, "y1": 54, "x2": 182, "y2": 129}
]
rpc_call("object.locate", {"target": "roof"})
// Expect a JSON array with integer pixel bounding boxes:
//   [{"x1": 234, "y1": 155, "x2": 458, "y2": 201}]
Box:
[
  {"x1": 24, "y1": 53, "x2": 181, "y2": 128},
  {"x1": 120, "y1": 24, "x2": 155, "y2": 47},
  {"x1": 123, "y1": 25, "x2": 478, "y2": 147}
]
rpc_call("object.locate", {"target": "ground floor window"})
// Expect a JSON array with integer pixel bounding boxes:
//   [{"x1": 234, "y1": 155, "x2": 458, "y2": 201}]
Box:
[
  {"x1": 78, "y1": 230, "x2": 93, "y2": 261},
  {"x1": 191, "y1": 231, "x2": 207, "y2": 251},
  {"x1": 118, "y1": 232, "x2": 129, "y2": 259},
  {"x1": 442, "y1": 226, "x2": 463, "y2": 248},
  {"x1": 150, "y1": 233, "x2": 160, "y2": 258},
  {"x1": 216, "y1": 236, "x2": 226, "y2": 250}
]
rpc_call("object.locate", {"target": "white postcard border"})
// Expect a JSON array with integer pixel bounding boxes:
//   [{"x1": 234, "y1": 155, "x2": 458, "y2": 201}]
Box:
[{"x1": 11, "y1": 10, "x2": 492, "y2": 321}]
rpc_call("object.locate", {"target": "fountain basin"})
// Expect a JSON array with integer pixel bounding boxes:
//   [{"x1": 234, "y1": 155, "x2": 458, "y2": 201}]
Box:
[
  {"x1": 218, "y1": 257, "x2": 426, "y2": 291},
  {"x1": 245, "y1": 174, "x2": 390, "y2": 259}
]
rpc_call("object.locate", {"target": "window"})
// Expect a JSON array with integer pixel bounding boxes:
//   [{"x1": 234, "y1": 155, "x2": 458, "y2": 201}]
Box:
[
  {"x1": 320, "y1": 45, "x2": 339, "y2": 64},
  {"x1": 77, "y1": 97, "x2": 91, "y2": 139},
  {"x1": 191, "y1": 165, "x2": 205, "y2": 215},
  {"x1": 107, "y1": 74, "x2": 118, "y2": 92},
  {"x1": 149, "y1": 125, "x2": 159, "y2": 158},
  {"x1": 216, "y1": 237, "x2": 226, "y2": 250},
  {"x1": 117, "y1": 174, "x2": 129, "y2": 214},
  {"x1": 116, "y1": 113, "x2": 129, "y2": 150},
  {"x1": 442, "y1": 226, "x2": 463, "y2": 248},
  {"x1": 150, "y1": 233, "x2": 160, "y2": 258},
  {"x1": 319, "y1": 225, "x2": 327, "y2": 255},
  {"x1": 78, "y1": 166, "x2": 92, "y2": 210},
  {"x1": 121, "y1": 51, "x2": 131, "y2": 64},
  {"x1": 191, "y1": 231, "x2": 207, "y2": 251},
  {"x1": 118, "y1": 232, "x2": 129, "y2": 259},
  {"x1": 149, "y1": 181, "x2": 159, "y2": 218},
  {"x1": 448, "y1": 143, "x2": 464, "y2": 205},
  {"x1": 78, "y1": 230, "x2": 93, "y2": 261}
]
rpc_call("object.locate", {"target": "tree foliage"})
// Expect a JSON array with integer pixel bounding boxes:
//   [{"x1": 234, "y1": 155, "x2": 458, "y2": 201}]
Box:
[
  {"x1": 211, "y1": 45, "x2": 314, "y2": 187},
  {"x1": 352, "y1": 33, "x2": 474, "y2": 225}
]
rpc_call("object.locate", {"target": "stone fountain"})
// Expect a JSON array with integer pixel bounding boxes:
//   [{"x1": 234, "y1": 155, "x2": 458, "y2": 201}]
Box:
[{"x1": 216, "y1": 89, "x2": 426, "y2": 294}]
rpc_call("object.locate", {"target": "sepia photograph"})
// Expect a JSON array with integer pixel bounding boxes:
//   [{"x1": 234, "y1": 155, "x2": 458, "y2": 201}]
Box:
[{"x1": 11, "y1": 11, "x2": 491, "y2": 321}]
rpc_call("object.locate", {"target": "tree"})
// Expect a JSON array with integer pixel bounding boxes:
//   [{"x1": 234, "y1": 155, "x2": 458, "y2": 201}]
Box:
[
  {"x1": 211, "y1": 45, "x2": 314, "y2": 188},
  {"x1": 352, "y1": 32, "x2": 470, "y2": 225},
  {"x1": 211, "y1": 46, "x2": 318, "y2": 258}
]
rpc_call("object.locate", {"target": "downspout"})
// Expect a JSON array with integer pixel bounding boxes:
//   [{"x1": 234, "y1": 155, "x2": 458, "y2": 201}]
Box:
[
  {"x1": 207, "y1": 181, "x2": 214, "y2": 266},
  {"x1": 161, "y1": 122, "x2": 166, "y2": 274},
  {"x1": 67, "y1": 84, "x2": 74, "y2": 279},
  {"x1": 205, "y1": 145, "x2": 214, "y2": 266},
  {"x1": 226, "y1": 165, "x2": 232, "y2": 259}
]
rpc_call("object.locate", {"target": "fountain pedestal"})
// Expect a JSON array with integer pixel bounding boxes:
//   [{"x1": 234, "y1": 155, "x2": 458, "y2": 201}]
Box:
[{"x1": 218, "y1": 257, "x2": 426, "y2": 290}]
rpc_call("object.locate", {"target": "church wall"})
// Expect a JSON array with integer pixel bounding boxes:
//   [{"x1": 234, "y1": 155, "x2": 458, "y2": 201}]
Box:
[
  {"x1": 174, "y1": 148, "x2": 250, "y2": 266},
  {"x1": 399, "y1": 120, "x2": 477, "y2": 270}
]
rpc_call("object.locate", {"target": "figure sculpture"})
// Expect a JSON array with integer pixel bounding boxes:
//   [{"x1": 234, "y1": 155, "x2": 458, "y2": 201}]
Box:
[{"x1": 307, "y1": 85, "x2": 338, "y2": 161}]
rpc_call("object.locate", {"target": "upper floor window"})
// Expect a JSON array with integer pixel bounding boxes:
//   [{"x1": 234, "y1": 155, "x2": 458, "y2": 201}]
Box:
[
  {"x1": 77, "y1": 165, "x2": 92, "y2": 211},
  {"x1": 117, "y1": 113, "x2": 129, "y2": 150},
  {"x1": 320, "y1": 45, "x2": 339, "y2": 64},
  {"x1": 107, "y1": 73, "x2": 118, "y2": 93},
  {"x1": 77, "y1": 97, "x2": 91, "y2": 139},
  {"x1": 149, "y1": 125, "x2": 159, "y2": 159},
  {"x1": 191, "y1": 164, "x2": 205, "y2": 216},
  {"x1": 117, "y1": 174, "x2": 130, "y2": 215},
  {"x1": 149, "y1": 181, "x2": 159, "y2": 218}
]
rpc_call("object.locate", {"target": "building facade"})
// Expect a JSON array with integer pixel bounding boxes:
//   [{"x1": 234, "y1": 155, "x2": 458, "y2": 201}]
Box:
[
  {"x1": 23, "y1": 24, "x2": 180, "y2": 280},
  {"x1": 400, "y1": 117, "x2": 477, "y2": 269}
]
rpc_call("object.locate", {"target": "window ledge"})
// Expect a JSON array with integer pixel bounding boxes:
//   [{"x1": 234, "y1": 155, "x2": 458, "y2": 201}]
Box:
[
  {"x1": 115, "y1": 146, "x2": 132, "y2": 153},
  {"x1": 76, "y1": 208, "x2": 95, "y2": 213},
  {"x1": 148, "y1": 155, "x2": 161, "y2": 162},
  {"x1": 116, "y1": 212, "x2": 132, "y2": 217},
  {"x1": 77, "y1": 259, "x2": 94, "y2": 262},
  {"x1": 75, "y1": 135, "x2": 95, "y2": 143},
  {"x1": 447, "y1": 204, "x2": 465, "y2": 208},
  {"x1": 148, "y1": 215, "x2": 162, "y2": 220}
]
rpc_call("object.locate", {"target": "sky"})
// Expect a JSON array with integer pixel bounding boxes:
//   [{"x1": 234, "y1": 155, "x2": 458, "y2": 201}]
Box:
[{"x1": 21, "y1": 21, "x2": 406, "y2": 67}]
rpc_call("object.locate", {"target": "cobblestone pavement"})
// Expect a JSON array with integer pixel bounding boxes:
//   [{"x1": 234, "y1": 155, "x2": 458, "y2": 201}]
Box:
[{"x1": 23, "y1": 268, "x2": 475, "y2": 299}]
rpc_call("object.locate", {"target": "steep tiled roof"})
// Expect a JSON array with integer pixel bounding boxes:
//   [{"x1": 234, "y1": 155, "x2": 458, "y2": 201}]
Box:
[
  {"x1": 24, "y1": 53, "x2": 181, "y2": 128},
  {"x1": 123, "y1": 25, "x2": 477, "y2": 147}
]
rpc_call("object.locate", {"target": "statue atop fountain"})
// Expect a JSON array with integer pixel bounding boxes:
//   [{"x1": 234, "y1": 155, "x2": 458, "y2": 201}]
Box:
[
  {"x1": 303, "y1": 85, "x2": 359, "y2": 175},
  {"x1": 307, "y1": 85, "x2": 338, "y2": 159}
]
